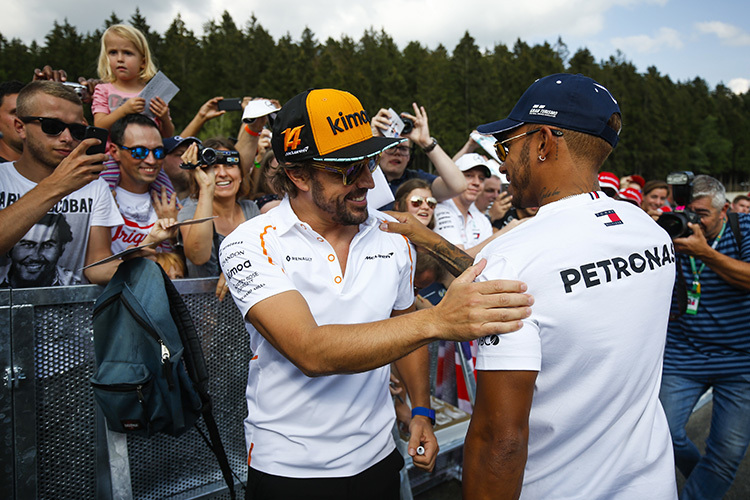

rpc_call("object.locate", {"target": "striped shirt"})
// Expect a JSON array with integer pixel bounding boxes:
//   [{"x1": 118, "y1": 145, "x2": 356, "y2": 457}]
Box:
[{"x1": 664, "y1": 212, "x2": 750, "y2": 376}]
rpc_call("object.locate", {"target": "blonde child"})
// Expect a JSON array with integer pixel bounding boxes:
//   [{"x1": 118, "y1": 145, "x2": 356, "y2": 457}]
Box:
[
  {"x1": 92, "y1": 24, "x2": 174, "y2": 138},
  {"x1": 155, "y1": 252, "x2": 186, "y2": 281}
]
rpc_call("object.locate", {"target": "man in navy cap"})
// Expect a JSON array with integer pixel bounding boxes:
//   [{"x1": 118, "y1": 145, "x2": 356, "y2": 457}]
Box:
[
  {"x1": 463, "y1": 74, "x2": 678, "y2": 499},
  {"x1": 162, "y1": 135, "x2": 201, "y2": 203}
]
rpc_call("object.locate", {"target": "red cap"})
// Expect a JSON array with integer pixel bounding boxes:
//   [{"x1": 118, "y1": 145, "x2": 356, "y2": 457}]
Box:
[
  {"x1": 620, "y1": 187, "x2": 643, "y2": 205},
  {"x1": 630, "y1": 175, "x2": 646, "y2": 189},
  {"x1": 598, "y1": 171, "x2": 620, "y2": 192}
]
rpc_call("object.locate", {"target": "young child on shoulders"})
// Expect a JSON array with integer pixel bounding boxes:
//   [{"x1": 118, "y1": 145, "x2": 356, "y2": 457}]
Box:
[{"x1": 92, "y1": 24, "x2": 174, "y2": 138}]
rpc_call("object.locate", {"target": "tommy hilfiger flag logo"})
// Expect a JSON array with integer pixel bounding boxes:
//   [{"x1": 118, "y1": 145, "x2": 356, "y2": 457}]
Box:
[{"x1": 596, "y1": 209, "x2": 623, "y2": 226}]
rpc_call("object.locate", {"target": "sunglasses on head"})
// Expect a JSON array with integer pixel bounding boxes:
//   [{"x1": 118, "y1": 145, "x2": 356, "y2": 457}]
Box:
[
  {"x1": 494, "y1": 128, "x2": 564, "y2": 162},
  {"x1": 20, "y1": 116, "x2": 87, "y2": 141},
  {"x1": 309, "y1": 155, "x2": 380, "y2": 186},
  {"x1": 409, "y1": 195, "x2": 437, "y2": 209},
  {"x1": 116, "y1": 144, "x2": 166, "y2": 160}
]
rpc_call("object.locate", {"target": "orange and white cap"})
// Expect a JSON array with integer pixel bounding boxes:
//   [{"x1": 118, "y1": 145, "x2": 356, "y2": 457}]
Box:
[{"x1": 271, "y1": 89, "x2": 403, "y2": 163}]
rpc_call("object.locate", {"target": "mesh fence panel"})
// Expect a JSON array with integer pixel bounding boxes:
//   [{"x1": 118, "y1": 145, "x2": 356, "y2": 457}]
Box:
[
  {"x1": 34, "y1": 302, "x2": 98, "y2": 500},
  {"x1": 21, "y1": 281, "x2": 455, "y2": 499},
  {"x1": 28, "y1": 282, "x2": 249, "y2": 500},
  {"x1": 126, "y1": 292, "x2": 249, "y2": 500}
]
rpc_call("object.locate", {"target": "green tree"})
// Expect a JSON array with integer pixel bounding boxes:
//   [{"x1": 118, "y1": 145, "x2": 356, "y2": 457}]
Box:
[
  {"x1": 0, "y1": 36, "x2": 34, "y2": 81},
  {"x1": 41, "y1": 20, "x2": 87, "y2": 79},
  {"x1": 129, "y1": 8, "x2": 162, "y2": 65},
  {"x1": 159, "y1": 14, "x2": 202, "y2": 129}
]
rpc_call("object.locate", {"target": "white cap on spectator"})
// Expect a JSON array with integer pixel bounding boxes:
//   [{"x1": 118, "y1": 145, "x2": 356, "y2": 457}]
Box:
[{"x1": 455, "y1": 153, "x2": 491, "y2": 178}]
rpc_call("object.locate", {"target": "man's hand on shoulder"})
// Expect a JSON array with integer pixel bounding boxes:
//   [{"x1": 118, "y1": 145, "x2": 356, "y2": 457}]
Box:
[
  {"x1": 380, "y1": 211, "x2": 435, "y2": 248},
  {"x1": 429, "y1": 259, "x2": 532, "y2": 341}
]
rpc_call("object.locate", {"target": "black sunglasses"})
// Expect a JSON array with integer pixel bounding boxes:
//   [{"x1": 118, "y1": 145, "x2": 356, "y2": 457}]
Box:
[
  {"x1": 20, "y1": 116, "x2": 87, "y2": 141},
  {"x1": 309, "y1": 155, "x2": 380, "y2": 186},
  {"x1": 116, "y1": 144, "x2": 166, "y2": 160}
]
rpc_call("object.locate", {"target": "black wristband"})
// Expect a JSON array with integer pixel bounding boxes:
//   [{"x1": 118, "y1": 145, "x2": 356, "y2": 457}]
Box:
[{"x1": 422, "y1": 137, "x2": 438, "y2": 153}]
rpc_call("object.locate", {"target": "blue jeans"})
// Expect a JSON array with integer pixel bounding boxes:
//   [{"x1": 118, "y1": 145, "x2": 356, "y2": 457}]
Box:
[{"x1": 659, "y1": 373, "x2": 750, "y2": 500}]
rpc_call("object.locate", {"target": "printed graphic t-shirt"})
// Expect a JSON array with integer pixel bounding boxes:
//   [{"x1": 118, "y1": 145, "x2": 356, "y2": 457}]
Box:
[{"x1": 0, "y1": 161, "x2": 123, "y2": 286}]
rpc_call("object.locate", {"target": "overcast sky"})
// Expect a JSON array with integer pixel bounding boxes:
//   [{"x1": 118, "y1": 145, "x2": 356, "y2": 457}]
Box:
[{"x1": 2, "y1": 0, "x2": 748, "y2": 94}]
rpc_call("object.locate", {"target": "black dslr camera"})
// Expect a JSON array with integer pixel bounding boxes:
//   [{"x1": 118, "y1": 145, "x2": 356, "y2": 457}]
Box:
[
  {"x1": 656, "y1": 171, "x2": 701, "y2": 238},
  {"x1": 197, "y1": 147, "x2": 240, "y2": 167}
]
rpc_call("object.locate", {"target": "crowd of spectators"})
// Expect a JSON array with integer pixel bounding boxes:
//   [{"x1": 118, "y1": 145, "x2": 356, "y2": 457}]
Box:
[{"x1": 1, "y1": 22, "x2": 750, "y2": 500}]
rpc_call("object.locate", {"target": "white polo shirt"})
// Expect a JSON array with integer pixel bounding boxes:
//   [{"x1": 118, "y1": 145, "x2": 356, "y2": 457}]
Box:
[
  {"x1": 475, "y1": 192, "x2": 677, "y2": 499},
  {"x1": 434, "y1": 198, "x2": 493, "y2": 249},
  {"x1": 219, "y1": 196, "x2": 415, "y2": 478}
]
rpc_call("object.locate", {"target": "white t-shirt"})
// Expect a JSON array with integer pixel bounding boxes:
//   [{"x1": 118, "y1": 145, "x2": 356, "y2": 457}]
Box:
[
  {"x1": 434, "y1": 198, "x2": 493, "y2": 249},
  {"x1": 475, "y1": 192, "x2": 677, "y2": 500},
  {"x1": 219, "y1": 196, "x2": 415, "y2": 478},
  {"x1": 0, "y1": 161, "x2": 123, "y2": 285},
  {"x1": 110, "y1": 187, "x2": 159, "y2": 254}
]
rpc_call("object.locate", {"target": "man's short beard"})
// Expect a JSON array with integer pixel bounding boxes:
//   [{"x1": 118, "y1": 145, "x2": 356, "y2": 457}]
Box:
[
  {"x1": 509, "y1": 141, "x2": 532, "y2": 209},
  {"x1": 25, "y1": 133, "x2": 61, "y2": 170},
  {"x1": 310, "y1": 172, "x2": 368, "y2": 226}
]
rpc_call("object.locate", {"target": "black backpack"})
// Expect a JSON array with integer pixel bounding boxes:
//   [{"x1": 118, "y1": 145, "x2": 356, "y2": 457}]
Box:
[{"x1": 90, "y1": 257, "x2": 238, "y2": 498}]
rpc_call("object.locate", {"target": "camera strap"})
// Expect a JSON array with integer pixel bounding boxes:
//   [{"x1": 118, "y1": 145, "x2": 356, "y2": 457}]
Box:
[
  {"x1": 685, "y1": 219, "x2": 726, "y2": 315},
  {"x1": 727, "y1": 212, "x2": 742, "y2": 254}
]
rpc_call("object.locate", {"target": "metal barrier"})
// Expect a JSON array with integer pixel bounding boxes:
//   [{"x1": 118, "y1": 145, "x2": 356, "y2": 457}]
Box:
[
  {"x1": 1, "y1": 279, "x2": 466, "y2": 499},
  {"x1": 1, "y1": 279, "x2": 250, "y2": 500}
]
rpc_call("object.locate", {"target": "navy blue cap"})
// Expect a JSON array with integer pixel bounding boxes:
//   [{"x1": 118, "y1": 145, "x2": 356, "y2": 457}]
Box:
[
  {"x1": 163, "y1": 135, "x2": 202, "y2": 154},
  {"x1": 477, "y1": 73, "x2": 621, "y2": 148}
]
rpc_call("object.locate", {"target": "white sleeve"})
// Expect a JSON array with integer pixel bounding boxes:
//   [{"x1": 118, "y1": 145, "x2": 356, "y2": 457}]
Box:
[
  {"x1": 474, "y1": 251, "x2": 542, "y2": 372},
  {"x1": 219, "y1": 219, "x2": 296, "y2": 318},
  {"x1": 393, "y1": 236, "x2": 417, "y2": 312},
  {"x1": 90, "y1": 178, "x2": 124, "y2": 228}
]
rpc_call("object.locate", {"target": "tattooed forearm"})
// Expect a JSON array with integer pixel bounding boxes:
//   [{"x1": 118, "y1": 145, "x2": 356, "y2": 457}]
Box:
[{"x1": 421, "y1": 238, "x2": 474, "y2": 277}]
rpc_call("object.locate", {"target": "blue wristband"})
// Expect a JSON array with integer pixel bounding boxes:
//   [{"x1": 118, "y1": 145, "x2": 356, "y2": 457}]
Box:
[{"x1": 411, "y1": 406, "x2": 436, "y2": 426}]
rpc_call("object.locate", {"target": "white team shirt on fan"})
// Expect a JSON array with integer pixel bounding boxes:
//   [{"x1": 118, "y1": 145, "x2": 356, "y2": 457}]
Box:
[
  {"x1": 475, "y1": 192, "x2": 677, "y2": 500},
  {"x1": 434, "y1": 198, "x2": 493, "y2": 249},
  {"x1": 219, "y1": 196, "x2": 415, "y2": 478}
]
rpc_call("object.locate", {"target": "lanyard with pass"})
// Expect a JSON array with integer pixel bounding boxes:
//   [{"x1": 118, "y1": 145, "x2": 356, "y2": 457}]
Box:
[{"x1": 686, "y1": 219, "x2": 726, "y2": 314}]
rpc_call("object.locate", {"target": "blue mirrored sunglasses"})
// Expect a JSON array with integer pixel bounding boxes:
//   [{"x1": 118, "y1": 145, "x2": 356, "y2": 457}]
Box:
[{"x1": 117, "y1": 144, "x2": 166, "y2": 160}]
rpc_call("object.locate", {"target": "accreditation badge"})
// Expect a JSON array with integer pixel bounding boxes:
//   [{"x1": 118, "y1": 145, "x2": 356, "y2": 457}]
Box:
[{"x1": 686, "y1": 290, "x2": 700, "y2": 315}]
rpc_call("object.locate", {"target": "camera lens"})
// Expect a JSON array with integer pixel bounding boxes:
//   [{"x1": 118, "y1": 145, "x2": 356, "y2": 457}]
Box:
[
  {"x1": 401, "y1": 116, "x2": 414, "y2": 135},
  {"x1": 657, "y1": 212, "x2": 691, "y2": 239},
  {"x1": 200, "y1": 147, "x2": 217, "y2": 165}
]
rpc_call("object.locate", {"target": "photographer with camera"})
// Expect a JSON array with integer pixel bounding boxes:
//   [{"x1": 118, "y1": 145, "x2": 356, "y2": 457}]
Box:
[
  {"x1": 659, "y1": 174, "x2": 750, "y2": 500},
  {"x1": 177, "y1": 138, "x2": 259, "y2": 284},
  {"x1": 370, "y1": 103, "x2": 466, "y2": 209}
]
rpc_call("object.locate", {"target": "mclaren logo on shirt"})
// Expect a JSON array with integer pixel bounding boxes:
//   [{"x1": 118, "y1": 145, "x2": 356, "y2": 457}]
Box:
[{"x1": 365, "y1": 252, "x2": 394, "y2": 260}]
